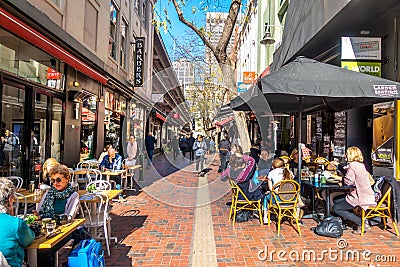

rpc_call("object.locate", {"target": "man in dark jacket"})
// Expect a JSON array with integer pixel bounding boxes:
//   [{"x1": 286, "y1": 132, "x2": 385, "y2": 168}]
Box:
[
  {"x1": 145, "y1": 132, "x2": 156, "y2": 168},
  {"x1": 187, "y1": 133, "x2": 196, "y2": 161},
  {"x1": 218, "y1": 135, "x2": 231, "y2": 173}
]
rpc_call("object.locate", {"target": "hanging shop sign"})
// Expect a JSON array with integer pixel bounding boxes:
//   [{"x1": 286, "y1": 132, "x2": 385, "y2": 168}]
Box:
[
  {"x1": 341, "y1": 61, "x2": 381, "y2": 77},
  {"x1": 134, "y1": 37, "x2": 145, "y2": 86},
  {"x1": 341, "y1": 37, "x2": 381, "y2": 60},
  {"x1": 171, "y1": 113, "x2": 180, "y2": 119},
  {"x1": 306, "y1": 115, "x2": 311, "y2": 144}
]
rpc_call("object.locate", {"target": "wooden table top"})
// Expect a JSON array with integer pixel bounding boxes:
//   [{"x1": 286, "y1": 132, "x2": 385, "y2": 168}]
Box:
[
  {"x1": 125, "y1": 165, "x2": 142, "y2": 170},
  {"x1": 17, "y1": 189, "x2": 123, "y2": 203},
  {"x1": 26, "y1": 219, "x2": 85, "y2": 249},
  {"x1": 101, "y1": 170, "x2": 126, "y2": 176},
  {"x1": 78, "y1": 189, "x2": 122, "y2": 200}
]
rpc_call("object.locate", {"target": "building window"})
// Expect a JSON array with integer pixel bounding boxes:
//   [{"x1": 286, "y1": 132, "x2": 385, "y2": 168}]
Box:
[
  {"x1": 109, "y1": 1, "x2": 118, "y2": 60},
  {"x1": 50, "y1": 0, "x2": 61, "y2": 7},
  {"x1": 142, "y1": 2, "x2": 147, "y2": 24},
  {"x1": 84, "y1": 0, "x2": 98, "y2": 51},
  {"x1": 134, "y1": 0, "x2": 139, "y2": 12},
  {"x1": 120, "y1": 18, "x2": 127, "y2": 69}
]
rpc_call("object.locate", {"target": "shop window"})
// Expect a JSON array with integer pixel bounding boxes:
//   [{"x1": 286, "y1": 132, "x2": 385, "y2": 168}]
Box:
[
  {"x1": 80, "y1": 95, "x2": 97, "y2": 161},
  {"x1": 51, "y1": 98, "x2": 62, "y2": 162},
  {"x1": 0, "y1": 85, "x2": 25, "y2": 177},
  {"x1": 109, "y1": 1, "x2": 119, "y2": 60},
  {"x1": 105, "y1": 109, "x2": 120, "y2": 150}
]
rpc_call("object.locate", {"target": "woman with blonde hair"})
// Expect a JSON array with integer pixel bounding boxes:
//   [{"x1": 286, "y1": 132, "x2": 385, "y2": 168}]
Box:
[
  {"x1": 332, "y1": 146, "x2": 376, "y2": 234},
  {"x1": 0, "y1": 178, "x2": 35, "y2": 267},
  {"x1": 42, "y1": 157, "x2": 59, "y2": 183}
]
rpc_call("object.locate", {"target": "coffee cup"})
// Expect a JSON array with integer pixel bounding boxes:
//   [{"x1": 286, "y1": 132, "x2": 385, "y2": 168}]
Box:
[{"x1": 54, "y1": 214, "x2": 70, "y2": 225}]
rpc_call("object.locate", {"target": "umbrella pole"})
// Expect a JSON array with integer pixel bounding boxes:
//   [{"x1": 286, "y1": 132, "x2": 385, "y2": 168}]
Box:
[{"x1": 297, "y1": 97, "x2": 303, "y2": 184}]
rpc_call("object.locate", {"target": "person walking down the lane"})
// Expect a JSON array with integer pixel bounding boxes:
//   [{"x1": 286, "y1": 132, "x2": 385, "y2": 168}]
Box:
[
  {"x1": 0, "y1": 178, "x2": 35, "y2": 267},
  {"x1": 171, "y1": 136, "x2": 180, "y2": 160},
  {"x1": 332, "y1": 146, "x2": 376, "y2": 234},
  {"x1": 145, "y1": 132, "x2": 156, "y2": 168},
  {"x1": 187, "y1": 133, "x2": 196, "y2": 162},
  {"x1": 126, "y1": 135, "x2": 138, "y2": 167},
  {"x1": 218, "y1": 135, "x2": 231, "y2": 173},
  {"x1": 179, "y1": 135, "x2": 188, "y2": 158},
  {"x1": 193, "y1": 135, "x2": 207, "y2": 174}
]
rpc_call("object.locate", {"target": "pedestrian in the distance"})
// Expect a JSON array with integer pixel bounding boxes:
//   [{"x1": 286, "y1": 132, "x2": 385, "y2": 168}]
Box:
[
  {"x1": 171, "y1": 136, "x2": 180, "y2": 160},
  {"x1": 193, "y1": 135, "x2": 207, "y2": 174},
  {"x1": 179, "y1": 135, "x2": 188, "y2": 158},
  {"x1": 187, "y1": 133, "x2": 196, "y2": 162},
  {"x1": 126, "y1": 135, "x2": 138, "y2": 167},
  {"x1": 145, "y1": 132, "x2": 156, "y2": 168},
  {"x1": 218, "y1": 134, "x2": 231, "y2": 173}
]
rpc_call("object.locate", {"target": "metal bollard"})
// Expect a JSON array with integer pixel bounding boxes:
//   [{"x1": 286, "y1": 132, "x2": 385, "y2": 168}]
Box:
[{"x1": 138, "y1": 153, "x2": 144, "y2": 181}]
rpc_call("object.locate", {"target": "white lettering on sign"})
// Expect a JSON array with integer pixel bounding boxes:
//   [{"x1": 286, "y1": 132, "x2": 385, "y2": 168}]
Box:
[
  {"x1": 373, "y1": 85, "x2": 398, "y2": 96},
  {"x1": 134, "y1": 37, "x2": 145, "y2": 86}
]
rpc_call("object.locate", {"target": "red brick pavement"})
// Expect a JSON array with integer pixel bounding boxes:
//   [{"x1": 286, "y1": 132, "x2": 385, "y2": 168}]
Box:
[{"x1": 103, "y1": 153, "x2": 399, "y2": 267}]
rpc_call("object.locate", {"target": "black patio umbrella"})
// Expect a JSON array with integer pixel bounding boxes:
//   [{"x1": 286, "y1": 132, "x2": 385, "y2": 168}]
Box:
[
  {"x1": 229, "y1": 56, "x2": 400, "y2": 183},
  {"x1": 230, "y1": 56, "x2": 400, "y2": 113}
]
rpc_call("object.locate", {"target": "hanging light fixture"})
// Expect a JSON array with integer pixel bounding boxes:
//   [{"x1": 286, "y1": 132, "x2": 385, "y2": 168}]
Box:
[{"x1": 260, "y1": 23, "x2": 276, "y2": 45}]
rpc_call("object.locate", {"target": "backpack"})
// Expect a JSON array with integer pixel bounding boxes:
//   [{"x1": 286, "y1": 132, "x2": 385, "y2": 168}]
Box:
[
  {"x1": 236, "y1": 210, "x2": 251, "y2": 223},
  {"x1": 68, "y1": 239, "x2": 105, "y2": 267},
  {"x1": 313, "y1": 216, "x2": 343, "y2": 238}
]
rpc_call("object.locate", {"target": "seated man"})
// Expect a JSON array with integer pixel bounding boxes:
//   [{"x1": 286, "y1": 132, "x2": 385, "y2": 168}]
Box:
[{"x1": 100, "y1": 145, "x2": 122, "y2": 186}]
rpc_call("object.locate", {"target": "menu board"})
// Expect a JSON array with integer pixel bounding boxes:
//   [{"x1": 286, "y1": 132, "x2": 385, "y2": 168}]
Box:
[{"x1": 333, "y1": 111, "x2": 346, "y2": 157}]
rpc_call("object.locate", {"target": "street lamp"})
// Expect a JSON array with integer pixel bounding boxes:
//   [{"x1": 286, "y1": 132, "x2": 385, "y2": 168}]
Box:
[{"x1": 260, "y1": 23, "x2": 283, "y2": 45}]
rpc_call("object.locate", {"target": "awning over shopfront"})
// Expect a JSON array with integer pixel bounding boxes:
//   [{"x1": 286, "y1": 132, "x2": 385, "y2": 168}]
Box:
[
  {"x1": 215, "y1": 116, "x2": 235, "y2": 127},
  {"x1": 0, "y1": 7, "x2": 108, "y2": 84}
]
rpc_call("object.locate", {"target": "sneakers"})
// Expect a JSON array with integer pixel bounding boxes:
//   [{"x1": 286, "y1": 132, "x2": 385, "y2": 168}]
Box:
[{"x1": 352, "y1": 224, "x2": 371, "y2": 234}]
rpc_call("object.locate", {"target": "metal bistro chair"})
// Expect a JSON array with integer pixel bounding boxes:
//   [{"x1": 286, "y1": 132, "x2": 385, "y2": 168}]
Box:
[
  {"x1": 13, "y1": 192, "x2": 27, "y2": 217},
  {"x1": 268, "y1": 180, "x2": 302, "y2": 235},
  {"x1": 228, "y1": 179, "x2": 263, "y2": 225},
  {"x1": 86, "y1": 180, "x2": 112, "y2": 191},
  {"x1": 86, "y1": 169, "x2": 103, "y2": 182},
  {"x1": 7, "y1": 176, "x2": 23, "y2": 189},
  {"x1": 80, "y1": 193, "x2": 115, "y2": 256}
]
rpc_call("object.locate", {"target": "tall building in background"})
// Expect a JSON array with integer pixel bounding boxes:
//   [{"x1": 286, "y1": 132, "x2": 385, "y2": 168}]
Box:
[{"x1": 172, "y1": 60, "x2": 195, "y2": 107}]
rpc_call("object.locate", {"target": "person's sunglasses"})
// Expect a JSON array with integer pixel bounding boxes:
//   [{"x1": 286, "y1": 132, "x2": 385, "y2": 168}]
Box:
[{"x1": 51, "y1": 177, "x2": 63, "y2": 184}]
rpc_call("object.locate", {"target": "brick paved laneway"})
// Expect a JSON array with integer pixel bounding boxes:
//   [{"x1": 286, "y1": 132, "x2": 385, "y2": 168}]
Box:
[{"x1": 104, "y1": 153, "x2": 400, "y2": 267}]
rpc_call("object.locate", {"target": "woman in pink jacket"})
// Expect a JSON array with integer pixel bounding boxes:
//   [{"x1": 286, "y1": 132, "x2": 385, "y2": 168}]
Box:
[{"x1": 332, "y1": 146, "x2": 376, "y2": 234}]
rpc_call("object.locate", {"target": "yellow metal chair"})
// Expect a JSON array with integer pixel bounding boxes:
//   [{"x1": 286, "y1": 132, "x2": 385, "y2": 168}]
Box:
[
  {"x1": 228, "y1": 179, "x2": 263, "y2": 225},
  {"x1": 361, "y1": 183, "x2": 399, "y2": 236},
  {"x1": 267, "y1": 180, "x2": 302, "y2": 235}
]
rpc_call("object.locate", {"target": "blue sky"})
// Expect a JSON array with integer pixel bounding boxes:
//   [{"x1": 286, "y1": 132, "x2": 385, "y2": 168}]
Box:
[{"x1": 154, "y1": 0, "x2": 234, "y2": 59}]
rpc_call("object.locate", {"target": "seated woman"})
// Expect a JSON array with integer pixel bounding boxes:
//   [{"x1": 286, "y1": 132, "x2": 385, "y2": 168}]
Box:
[
  {"x1": 220, "y1": 151, "x2": 267, "y2": 201},
  {"x1": 332, "y1": 146, "x2": 376, "y2": 234},
  {"x1": 0, "y1": 178, "x2": 35, "y2": 267},
  {"x1": 288, "y1": 148, "x2": 308, "y2": 171},
  {"x1": 258, "y1": 147, "x2": 273, "y2": 177},
  {"x1": 33, "y1": 164, "x2": 80, "y2": 266},
  {"x1": 34, "y1": 164, "x2": 80, "y2": 220}
]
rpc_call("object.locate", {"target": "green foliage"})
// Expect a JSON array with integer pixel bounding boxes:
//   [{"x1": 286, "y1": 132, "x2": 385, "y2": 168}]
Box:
[{"x1": 25, "y1": 214, "x2": 38, "y2": 225}]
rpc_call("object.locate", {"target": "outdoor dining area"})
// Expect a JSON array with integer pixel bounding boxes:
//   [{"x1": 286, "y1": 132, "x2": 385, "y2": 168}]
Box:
[
  {"x1": 225, "y1": 56, "x2": 400, "y2": 238},
  {"x1": 0, "y1": 154, "x2": 142, "y2": 267}
]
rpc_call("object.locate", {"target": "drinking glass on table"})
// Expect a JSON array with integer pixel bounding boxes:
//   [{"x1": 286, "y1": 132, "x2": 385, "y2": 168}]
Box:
[{"x1": 45, "y1": 220, "x2": 56, "y2": 235}]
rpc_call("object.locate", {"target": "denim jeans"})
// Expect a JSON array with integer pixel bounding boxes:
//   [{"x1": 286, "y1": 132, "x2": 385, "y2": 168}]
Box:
[
  {"x1": 219, "y1": 150, "x2": 229, "y2": 170},
  {"x1": 147, "y1": 150, "x2": 154, "y2": 166}
]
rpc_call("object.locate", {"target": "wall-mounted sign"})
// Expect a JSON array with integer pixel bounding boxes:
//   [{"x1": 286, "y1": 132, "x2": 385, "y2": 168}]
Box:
[
  {"x1": 134, "y1": 37, "x2": 145, "y2": 86},
  {"x1": 306, "y1": 115, "x2": 311, "y2": 144},
  {"x1": 243, "y1": 71, "x2": 256, "y2": 84},
  {"x1": 341, "y1": 37, "x2": 381, "y2": 60},
  {"x1": 341, "y1": 61, "x2": 381, "y2": 77},
  {"x1": 171, "y1": 113, "x2": 180, "y2": 119},
  {"x1": 238, "y1": 82, "x2": 249, "y2": 93}
]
